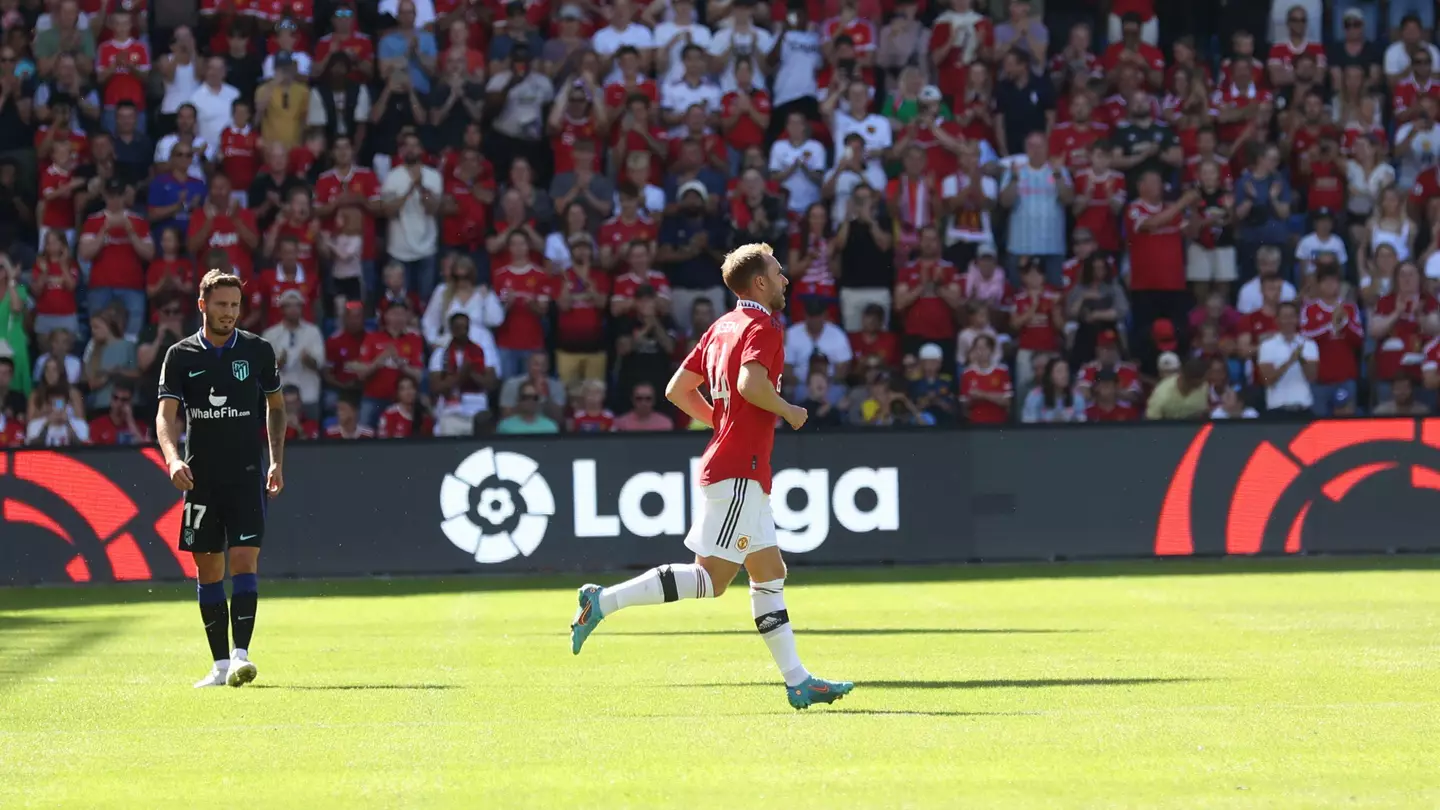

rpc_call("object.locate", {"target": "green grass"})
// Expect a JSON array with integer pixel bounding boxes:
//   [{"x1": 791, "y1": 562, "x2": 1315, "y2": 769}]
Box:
[{"x1": 1, "y1": 558, "x2": 1438, "y2": 809}]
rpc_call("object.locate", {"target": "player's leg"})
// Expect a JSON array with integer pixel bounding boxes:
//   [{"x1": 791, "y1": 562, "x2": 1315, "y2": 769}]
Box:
[
  {"x1": 181, "y1": 490, "x2": 233, "y2": 688},
  {"x1": 741, "y1": 488, "x2": 854, "y2": 710},
  {"x1": 223, "y1": 483, "x2": 265, "y2": 687},
  {"x1": 570, "y1": 480, "x2": 747, "y2": 655}
]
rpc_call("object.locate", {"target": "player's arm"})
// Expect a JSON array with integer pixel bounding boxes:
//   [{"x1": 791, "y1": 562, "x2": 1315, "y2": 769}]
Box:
[
  {"x1": 155, "y1": 345, "x2": 193, "y2": 490},
  {"x1": 738, "y1": 362, "x2": 806, "y2": 430},
  {"x1": 260, "y1": 340, "x2": 285, "y2": 496},
  {"x1": 665, "y1": 366, "x2": 714, "y2": 429}
]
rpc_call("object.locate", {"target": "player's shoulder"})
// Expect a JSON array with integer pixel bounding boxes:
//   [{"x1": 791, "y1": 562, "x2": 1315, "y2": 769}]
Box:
[
  {"x1": 237, "y1": 329, "x2": 277, "y2": 355},
  {"x1": 166, "y1": 331, "x2": 205, "y2": 356}
]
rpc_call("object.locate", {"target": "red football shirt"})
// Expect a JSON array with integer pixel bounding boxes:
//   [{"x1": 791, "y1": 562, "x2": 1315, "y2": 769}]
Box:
[
  {"x1": 219, "y1": 126, "x2": 260, "y2": 192},
  {"x1": 597, "y1": 215, "x2": 657, "y2": 271},
  {"x1": 146, "y1": 257, "x2": 195, "y2": 294},
  {"x1": 81, "y1": 211, "x2": 150, "y2": 289},
  {"x1": 31, "y1": 258, "x2": 79, "y2": 316},
  {"x1": 325, "y1": 329, "x2": 366, "y2": 386},
  {"x1": 556, "y1": 268, "x2": 611, "y2": 348},
  {"x1": 493, "y1": 263, "x2": 556, "y2": 351},
  {"x1": 1126, "y1": 199, "x2": 1186, "y2": 291},
  {"x1": 895, "y1": 259, "x2": 959, "y2": 342},
  {"x1": 187, "y1": 207, "x2": 257, "y2": 278},
  {"x1": 252, "y1": 266, "x2": 319, "y2": 327},
  {"x1": 551, "y1": 113, "x2": 602, "y2": 176},
  {"x1": 97, "y1": 38, "x2": 150, "y2": 108},
  {"x1": 1085, "y1": 401, "x2": 1139, "y2": 421},
  {"x1": 315, "y1": 167, "x2": 382, "y2": 261},
  {"x1": 1077, "y1": 360, "x2": 1142, "y2": 399},
  {"x1": 313, "y1": 32, "x2": 375, "y2": 83},
  {"x1": 681, "y1": 300, "x2": 783, "y2": 493},
  {"x1": 1300, "y1": 299, "x2": 1364, "y2": 384},
  {"x1": 1048, "y1": 120, "x2": 1109, "y2": 172},
  {"x1": 359, "y1": 329, "x2": 424, "y2": 400},
  {"x1": 721, "y1": 89, "x2": 771, "y2": 153},
  {"x1": 1012, "y1": 287, "x2": 1062, "y2": 352},
  {"x1": 960, "y1": 364, "x2": 1013, "y2": 424},
  {"x1": 1073, "y1": 169, "x2": 1126, "y2": 253},
  {"x1": 378, "y1": 404, "x2": 433, "y2": 438},
  {"x1": 39, "y1": 162, "x2": 79, "y2": 230},
  {"x1": 569, "y1": 410, "x2": 616, "y2": 433},
  {"x1": 1372, "y1": 294, "x2": 1437, "y2": 380}
]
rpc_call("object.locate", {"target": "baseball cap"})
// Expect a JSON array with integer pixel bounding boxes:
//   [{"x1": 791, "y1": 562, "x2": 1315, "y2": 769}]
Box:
[
  {"x1": 918, "y1": 343, "x2": 943, "y2": 361},
  {"x1": 678, "y1": 180, "x2": 709, "y2": 203},
  {"x1": 343, "y1": 300, "x2": 365, "y2": 313},
  {"x1": 1332, "y1": 386, "x2": 1353, "y2": 407},
  {"x1": 558, "y1": 4, "x2": 583, "y2": 19},
  {"x1": 1343, "y1": 8, "x2": 1364, "y2": 22},
  {"x1": 1096, "y1": 329, "x2": 1119, "y2": 348},
  {"x1": 918, "y1": 85, "x2": 942, "y2": 104},
  {"x1": 976, "y1": 243, "x2": 998, "y2": 259},
  {"x1": 278, "y1": 289, "x2": 306, "y2": 306},
  {"x1": 1157, "y1": 352, "x2": 1181, "y2": 372},
  {"x1": 104, "y1": 177, "x2": 128, "y2": 195},
  {"x1": 1152, "y1": 318, "x2": 1178, "y2": 351}
]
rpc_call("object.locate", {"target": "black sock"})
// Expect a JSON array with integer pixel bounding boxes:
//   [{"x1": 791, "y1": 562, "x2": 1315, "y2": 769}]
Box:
[
  {"x1": 230, "y1": 573, "x2": 258, "y2": 651},
  {"x1": 197, "y1": 581, "x2": 230, "y2": 663}
]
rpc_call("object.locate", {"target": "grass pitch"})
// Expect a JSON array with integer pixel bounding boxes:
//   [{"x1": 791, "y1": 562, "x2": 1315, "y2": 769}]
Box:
[{"x1": 1, "y1": 558, "x2": 1437, "y2": 809}]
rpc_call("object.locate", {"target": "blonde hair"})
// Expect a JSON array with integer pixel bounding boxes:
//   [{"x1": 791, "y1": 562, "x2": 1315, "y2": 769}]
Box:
[{"x1": 720, "y1": 242, "x2": 774, "y2": 296}]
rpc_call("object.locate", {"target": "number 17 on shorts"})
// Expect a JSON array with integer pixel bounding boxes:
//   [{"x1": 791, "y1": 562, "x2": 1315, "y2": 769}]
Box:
[{"x1": 683, "y1": 478, "x2": 778, "y2": 565}]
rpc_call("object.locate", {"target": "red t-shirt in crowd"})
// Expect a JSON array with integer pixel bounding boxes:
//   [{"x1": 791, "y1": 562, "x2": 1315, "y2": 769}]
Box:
[
  {"x1": 31, "y1": 258, "x2": 79, "y2": 316},
  {"x1": 326, "y1": 328, "x2": 367, "y2": 387},
  {"x1": 493, "y1": 263, "x2": 556, "y2": 351},
  {"x1": 1300, "y1": 298, "x2": 1364, "y2": 384},
  {"x1": 598, "y1": 214, "x2": 658, "y2": 270},
  {"x1": 39, "y1": 162, "x2": 79, "y2": 230},
  {"x1": 314, "y1": 31, "x2": 375, "y2": 83},
  {"x1": 97, "y1": 38, "x2": 150, "y2": 108},
  {"x1": 378, "y1": 404, "x2": 433, "y2": 438},
  {"x1": 1049, "y1": 120, "x2": 1110, "y2": 172},
  {"x1": 188, "y1": 206, "x2": 258, "y2": 278},
  {"x1": 146, "y1": 257, "x2": 195, "y2": 295},
  {"x1": 88, "y1": 414, "x2": 151, "y2": 445},
  {"x1": 359, "y1": 329, "x2": 425, "y2": 401},
  {"x1": 1076, "y1": 360, "x2": 1142, "y2": 399},
  {"x1": 1372, "y1": 293, "x2": 1438, "y2": 381},
  {"x1": 850, "y1": 330, "x2": 901, "y2": 368},
  {"x1": 552, "y1": 113, "x2": 602, "y2": 176},
  {"x1": 315, "y1": 167, "x2": 382, "y2": 260},
  {"x1": 1073, "y1": 168, "x2": 1126, "y2": 253},
  {"x1": 0, "y1": 415, "x2": 26, "y2": 447},
  {"x1": 721, "y1": 89, "x2": 771, "y2": 154},
  {"x1": 1085, "y1": 401, "x2": 1140, "y2": 421},
  {"x1": 556, "y1": 268, "x2": 610, "y2": 349},
  {"x1": 895, "y1": 259, "x2": 959, "y2": 342},
  {"x1": 219, "y1": 125, "x2": 260, "y2": 192},
  {"x1": 681, "y1": 301, "x2": 783, "y2": 492},
  {"x1": 960, "y1": 364, "x2": 1013, "y2": 424},
  {"x1": 325, "y1": 424, "x2": 376, "y2": 439},
  {"x1": 81, "y1": 210, "x2": 150, "y2": 289},
  {"x1": 1012, "y1": 286, "x2": 1063, "y2": 352},
  {"x1": 1126, "y1": 199, "x2": 1186, "y2": 291},
  {"x1": 611, "y1": 268, "x2": 671, "y2": 308},
  {"x1": 442, "y1": 177, "x2": 489, "y2": 251},
  {"x1": 1100, "y1": 42, "x2": 1165, "y2": 74},
  {"x1": 251, "y1": 266, "x2": 319, "y2": 327},
  {"x1": 568, "y1": 410, "x2": 616, "y2": 433}
]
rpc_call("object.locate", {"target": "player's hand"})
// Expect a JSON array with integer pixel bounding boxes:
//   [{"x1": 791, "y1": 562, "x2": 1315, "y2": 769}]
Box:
[
  {"x1": 266, "y1": 464, "x2": 284, "y2": 498},
  {"x1": 168, "y1": 459, "x2": 194, "y2": 491},
  {"x1": 783, "y1": 404, "x2": 808, "y2": 430}
]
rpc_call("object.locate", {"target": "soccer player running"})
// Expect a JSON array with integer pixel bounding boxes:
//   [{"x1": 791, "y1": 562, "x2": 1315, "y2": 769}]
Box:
[
  {"x1": 156, "y1": 270, "x2": 286, "y2": 688},
  {"x1": 570, "y1": 243, "x2": 854, "y2": 710}
]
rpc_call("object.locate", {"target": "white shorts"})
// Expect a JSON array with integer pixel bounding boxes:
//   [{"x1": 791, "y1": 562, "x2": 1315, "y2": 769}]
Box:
[
  {"x1": 683, "y1": 478, "x2": 778, "y2": 565},
  {"x1": 1186, "y1": 244, "x2": 1239, "y2": 282}
]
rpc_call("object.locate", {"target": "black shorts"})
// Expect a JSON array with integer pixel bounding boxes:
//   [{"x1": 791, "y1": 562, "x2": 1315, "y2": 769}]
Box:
[{"x1": 177, "y1": 475, "x2": 267, "y2": 554}]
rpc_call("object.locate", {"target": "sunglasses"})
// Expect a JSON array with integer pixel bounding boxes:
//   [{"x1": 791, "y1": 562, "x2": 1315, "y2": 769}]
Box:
[
  {"x1": 1344, "y1": 19, "x2": 1363, "y2": 27},
  {"x1": 1288, "y1": 15, "x2": 1305, "y2": 23},
  {"x1": 633, "y1": 395, "x2": 654, "y2": 402},
  {"x1": 520, "y1": 394, "x2": 539, "y2": 402},
  {"x1": 174, "y1": 150, "x2": 193, "y2": 157}
]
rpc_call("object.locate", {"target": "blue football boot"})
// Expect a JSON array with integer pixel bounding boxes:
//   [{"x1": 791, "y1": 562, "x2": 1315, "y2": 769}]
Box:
[
  {"x1": 570, "y1": 584, "x2": 605, "y2": 655},
  {"x1": 787, "y1": 676, "x2": 855, "y2": 710}
]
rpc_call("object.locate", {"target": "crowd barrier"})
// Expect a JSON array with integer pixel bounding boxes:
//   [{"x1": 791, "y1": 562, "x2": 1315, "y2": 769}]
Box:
[{"x1": 4, "y1": 419, "x2": 1440, "y2": 585}]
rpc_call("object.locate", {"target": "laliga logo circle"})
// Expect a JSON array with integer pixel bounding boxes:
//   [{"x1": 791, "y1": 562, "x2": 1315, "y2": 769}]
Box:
[{"x1": 440, "y1": 447, "x2": 555, "y2": 563}]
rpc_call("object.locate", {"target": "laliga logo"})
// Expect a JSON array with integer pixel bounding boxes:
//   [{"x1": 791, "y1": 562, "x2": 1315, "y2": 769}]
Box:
[
  {"x1": 440, "y1": 447, "x2": 555, "y2": 563},
  {"x1": 1156, "y1": 419, "x2": 1440, "y2": 556}
]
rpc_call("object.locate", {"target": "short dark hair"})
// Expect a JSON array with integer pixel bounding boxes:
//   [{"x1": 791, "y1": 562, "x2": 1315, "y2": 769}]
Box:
[
  {"x1": 1315, "y1": 262, "x2": 1343, "y2": 283},
  {"x1": 199, "y1": 269, "x2": 244, "y2": 299},
  {"x1": 337, "y1": 390, "x2": 362, "y2": 410},
  {"x1": 1277, "y1": 300, "x2": 1301, "y2": 317},
  {"x1": 0, "y1": 356, "x2": 14, "y2": 373}
]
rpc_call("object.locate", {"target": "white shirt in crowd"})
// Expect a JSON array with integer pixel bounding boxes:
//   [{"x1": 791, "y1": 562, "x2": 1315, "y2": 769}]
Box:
[
  {"x1": 941, "y1": 172, "x2": 1000, "y2": 246},
  {"x1": 153, "y1": 133, "x2": 212, "y2": 180},
  {"x1": 831, "y1": 112, "x2": 892, "y2": 190},
  {"x1": 262, "y1": 319, "x2": 326, "y2": 406},
  {"x1": 823, "y1": 165, "x2": 867, "y2": 226},
  {"x1": 1236, "y1": 275, "x2": 1298, "y2": 314},
  {"x1": 1385, "y1": 40, "x2": 1440, "y2": 79},
  {"x1": 613, "y1": 184, "x2": 667, "y2": 217},
  {"x1": 1395, "y1": 121, "x2": 1440, "y2": 189},
  {"x1": 160, "y1": 57, "x2": 200, "y2": 114},
  {"x1": 661, "y1": 78, "x2": 722, "y2": 116},
  {"x1": 592, "y1": 22, "x2": 656, "y2": 58},
  {"x1": 485, "y1": 71, "x2": 555, "y2": 140},
  {"x1": 771, "y1": 28, "x2": 821, "y2": 107},
  {"x1": 188, "y1": 82, "x2": 240, "y2": 156},
  {"x1": 34, "y1": 354, "x2": 82, "y2": 385},
  {"x1": 25, "y1": 411, "x2": 89, "y2": 446},
  {"x1": 1258, "y1": 332, "x2": 1319, "y2": 410},
  {"x1": 653, "y1": 22, "x2": 713, "y2": 85},
  {"x1": 378, "y1": 0, "x2": 436, "y2": 28},
  {"x1": 1345, "y1": 160, "x2": 1395, "y2": 218},
  {"x1": 784, "y1": 321, "x2": 854, "y2": 379},
  {"x1": 768, "y1": 138, "x2": 827, "y2": 213},
  {"x1": 708, "y1": 26, "x2": 775, "y2": 92},
  {"x1": 262, "y1": 51, "x2": 312, "y2": 80},
  {"x1": 1294, "y1": 231, "x2": 1349, "y2": 271},
  {"x1": 380, "y1": 164, "x2": 444, "y2": 262},
  {"x1": 421, "y1": 284, "x2": 505, "y2": 350}
]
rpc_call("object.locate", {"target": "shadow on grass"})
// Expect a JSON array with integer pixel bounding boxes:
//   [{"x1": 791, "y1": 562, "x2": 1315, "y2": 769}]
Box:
[
  {"x1": 602, "y1": 628, "x2": 1084, "y2": 637},
  {"x1": 3, "y1": 554, "x2": 1437, "y2": 609},
  {"x1": 250, "y1": 684, "x2": 461, "y2": 691},
  {"x1": 0, "y1": 614, "x2": 114, "y2": 691},
  {"x1": 674, "y1": 677, "x2": 1198, "y2": 690},
  {"x1": 832, "y1": 709, "x2": 1041, "y2": 717}
]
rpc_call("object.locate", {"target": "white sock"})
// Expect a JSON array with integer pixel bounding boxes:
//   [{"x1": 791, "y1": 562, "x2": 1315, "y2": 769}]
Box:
[
  {"x1": 232, "y1": 648, "x2": 248, "y2": 661},
  {"x1": 750, "y1": 579, "x2": 809, "y2": 687},
  {"x1": 598, "y1": 563, "x2": 714, "y2": 616},
  {"x1": 214, "y1": 659, "x2": 229, "y2": 670}
]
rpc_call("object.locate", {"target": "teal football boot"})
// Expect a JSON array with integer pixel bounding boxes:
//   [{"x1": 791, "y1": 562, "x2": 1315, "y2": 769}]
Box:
[
  {"x1": 570, "y1": 584, "x2": 605, "y2": 655},
  {"x1": 787, "y1": 676, "x2": 855, "y2": 709}
]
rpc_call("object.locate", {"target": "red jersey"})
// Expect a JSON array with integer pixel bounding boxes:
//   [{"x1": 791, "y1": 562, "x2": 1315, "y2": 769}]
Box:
[
  {"x1": 493, "y1": 263, "x2": 556, "y2": 351},
  {"x1": 1012, "y1": 287, "x2": 1063, "y2": 352},
  {"x1": 441, "y1": 177, "x2": 489, "y2": 250},
  {"x1": 1100, "y1": 42, "x2": 1165, "y2": 74},
  {"x1": 1048, "y1": 120, "x2": 1109, "y2": 172},
  {"x1": 378, "y1": 404, "x2": 433, "y2": 439},
  {"x1": 1372, "y1": 293, "x2": 1438, "y2": 380},
  {"x1": 611, "y1": 268, "x2": 672, "y2": 307},
  {"x1": 314, "y1": 167, "x2": 381, "y2": 260},
  {"x1": 1410, "y1": 166, "x2": 1440, "y2": 209},
  {"x1": 597, "y1": 214, "x2": 658, "y2": 269},
  {"x1": 1266, "y1": 39, "x2": 1326, "y2": 74},
  {"x1": 359, "y1": 329, "x2": 425, "y2": 400},
  {"x1": 721, "y1": 89, "x2": 771, "y2": 153},
  {"x1": 910, "y1": 119, "x2": 965, "y2": 178},
  {"x1": 552, "y1": 113, "x2": 602, "y2": 176},
  {"x1": 39, "y1": 162, "x2": 79, "y2": 230},
  {"x1": 1211, "y1": 82, "x2": 1274, "y2": 144},
  {"x1": 34, "y1": 127, "x2": 90, "y2": 168},
  {"x1": 850, "y1": 330, "x2": 901, "y2": 368},
  {"x1": 1300, "y1": 298, "x2": 1364, "y2": 384},
  {"x1": 88, "y1": 415, "x2": 150, "y2": 446},
  {"x1": 820, "y1": 16, "x2": 876, "y2": 52},
  {"x1": 667, "y1": 131, "x2": 725, "y2": 166},
  {"x1": 556, "y1": 268, "x2": 611, "y2": 348},
  {"x1": 1394, "y1": 76, "x2": 1440, "y2": 120},
  {"x1": 1126, "y1": 199, "x2": 1186, "y2": 291},
  {"x1": 1241, "y1": 308, "x2": 1279, "y2": 346},
  {"x1": 433, "y1": 339, "x2": 489, "y2": 395},
  {"x1": 1183, "y1": 154, "x2": 1234, "y2": 189},
  {"x1": 325, "y1": 329, "x2": 366, "y2": 386},
  {"x1": 275, "y1": 216, "x2": 319, "y2": 275},
  {"x1": 187, "y1": 207, "x2": 258, "y2": 278},
  {"x1": 0, "y1": 414, "x2": 27, "y2": 447},
  {"x1": 1077, "y1": 360, "x2": 1142, "y2": 399},
  {"x1": 285, "y1": 419, "x2": 320, "y2": 441},
  {"x1": 97, "y1": 38, "x2": 150, "y2": 108},
  {"x1": 313, "y1": 32, "x2": 375, "y2": 82},
  {"x1": 1085, "y1": 401, "x2": 1140, "y2": 421},
  {"x1": 1049, "y1": 50, "x2": 1103, "y2": 85},
  {"x1": 219, "y1": 125, "x2": 259, "y2": 191},
  {"x1": 960, "y1": 364, "x2": 1013, "y2": 424},
  {"x1": 895, "y1": 259, "x2": 959, "y2": 341},
  {"x1": 1073, "y1": 168, "x2": 1126, "y2": 252},
  {"x1": 568, "y1": 410, "x2": 616, "y2": 433},
  {"x1": 31, "y1": 258, "x2": 79, "y2": 316},
  {"x1": 1305, "y1": 160, "x2": 1345, "y2": 213},
  {"x1": 146, "y1": 257, "x2": 195, "y2": 294},
  {"x1": 612, "y1": 125, "x2": 670, "y2": 184},
  {"x1": 603, "y1": 77, "x2": 658, "y2": 110},
  {"x1": 252, "y1": 266, "x2": 318, "y2": 327},
  {"x1": 1343, "y1": 123, "x2": 1388, "y2": 156},
  {"x1": 680, "y1": 300, "x2": 784, "y2": 492},
  {"x1": 81, "y1": 210, "x2": 150, "y2": 289},
  {"x1": 929, "y1": 11, "x2": 992, "y2": 99}
]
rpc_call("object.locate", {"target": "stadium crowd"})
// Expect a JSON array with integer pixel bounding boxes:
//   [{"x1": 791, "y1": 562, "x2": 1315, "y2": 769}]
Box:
[{"x1": 2, "y1": 0, "x2": 1440, "y2": 447}]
